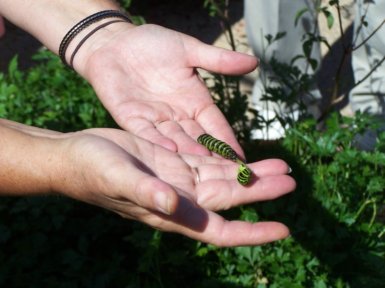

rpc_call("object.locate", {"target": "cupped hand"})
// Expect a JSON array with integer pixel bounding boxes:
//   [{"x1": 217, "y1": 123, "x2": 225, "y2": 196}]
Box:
[
  {"x1": 79, "y1": 24, "x2": 258, "y2": 157},
  {"x1": 56, "y1": 128, "x2": 295, "y2": 247}
]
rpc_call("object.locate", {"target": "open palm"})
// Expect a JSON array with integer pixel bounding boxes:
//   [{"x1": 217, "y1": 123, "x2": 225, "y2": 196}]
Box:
[{"x1": 82, "y1": 24, "x2": 258, "y2": 156}]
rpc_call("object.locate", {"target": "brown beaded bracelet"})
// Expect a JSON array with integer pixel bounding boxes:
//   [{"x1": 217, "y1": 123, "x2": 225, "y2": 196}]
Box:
[{"x1": 59, "y1": 10, "x2": 131, "y2": 67}]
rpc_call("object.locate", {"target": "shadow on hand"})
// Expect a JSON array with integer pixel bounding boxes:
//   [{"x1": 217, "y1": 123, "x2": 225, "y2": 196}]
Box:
[{"x1": 160, "y1": 194, "x2": 209, "y2": 233}]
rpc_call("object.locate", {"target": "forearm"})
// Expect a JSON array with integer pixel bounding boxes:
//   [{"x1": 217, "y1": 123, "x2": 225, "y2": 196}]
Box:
[
  {"x1": 0, "y1": 119, "x2": 62, "y2": 196},
  {"x1": 0, "y1": 0, "x2": 120, "y2": 54}
]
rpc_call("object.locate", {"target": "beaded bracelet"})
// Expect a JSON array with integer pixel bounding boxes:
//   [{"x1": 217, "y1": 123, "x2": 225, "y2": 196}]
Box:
[{"x1": 59, "y1": 10, "x2": 131, "y2": 67}]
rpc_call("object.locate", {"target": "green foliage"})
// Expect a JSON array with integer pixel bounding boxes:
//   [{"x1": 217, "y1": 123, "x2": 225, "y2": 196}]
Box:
[
  {"x1": 203, "y1": 0, "x2": 227, "y2": 17},
  {"x1": 116, "y1": 0, "x2": 146, "y2": 25},
  {"x1": 0, "y1": 51, "x2": 115, "y2": 131}
]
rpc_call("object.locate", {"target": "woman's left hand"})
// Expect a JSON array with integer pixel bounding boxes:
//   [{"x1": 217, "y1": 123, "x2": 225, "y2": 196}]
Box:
[{"x1": 77, "y1": 23, "x2": 258, "y2": 157}]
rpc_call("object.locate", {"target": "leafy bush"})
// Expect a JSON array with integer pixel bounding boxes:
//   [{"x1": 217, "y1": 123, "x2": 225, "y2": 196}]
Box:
[{"x1": 0, "y1": 51, "x2": 115, "y2": 131}]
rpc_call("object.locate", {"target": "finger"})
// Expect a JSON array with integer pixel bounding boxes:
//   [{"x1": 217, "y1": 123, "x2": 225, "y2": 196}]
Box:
[
  {"x1": 147, "y1": 203, "x2": 290, "y2": 247},
  {"x1": 251, "y1": 159, "x2": 292, "y2": 176},
  {"x1": 185, "y1": 37, "x2": 259, "y2": 75},
  {"x1": 111, "y1": 173, "x2": 180, "y2": 216},
  {"x1": 110, "y1": 101, "x2": 178, "y2": 151},
  {"x1": 132, "y1": 175, "x2": 180, "y2": 215},
  {"x1": 156, "y1": 120, "x2": 210, "y2": 155},
  {"x1": 113, "y1": 191, "x2": 289, "y2": 246},
  {"x1": 195, "y1": 175, "x2": 296, "y2": 211},
  {"x1": 174, "y1": 213, "x2": 290, "y2": 247},
  {"x1": 124, "y1": 118, "x2": 178, "y2": 152},
  {"x1": 200, "y1": 219, "x2": 290, "y2": 247},
  {"x1": 195, "y1": 104, "x2": 245, "y2": 158},
  {"x1": 105, "y1": 157, "x2": 179, "y2": 215},
  {"x1": 183, "y1": 157, "x2": 291, "y2": 178}
]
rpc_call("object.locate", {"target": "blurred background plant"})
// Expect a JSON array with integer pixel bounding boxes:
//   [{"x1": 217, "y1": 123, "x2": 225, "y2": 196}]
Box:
[{"x1": 0, "y1": 0, "x2": 384, "y2": 287}]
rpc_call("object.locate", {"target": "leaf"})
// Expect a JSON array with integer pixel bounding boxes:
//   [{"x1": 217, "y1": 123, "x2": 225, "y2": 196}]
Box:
[
  {"x1": 290, "y1": 54, "x2": 305, "y2": 66},
  {"x1": 308, "y1": 58, "x2": 318, "y2": 70},
  {"x1": 295, "y1": 8, "x2": 309, "y2": 27},
  {"x1": 319, "y1": 36, "x2": 332, "y2": 50},
  {"x1": 274, "y1": 31, "x2": 287, "y2": 41},
  {"x1": 302, "y1": 39, "x2": 313, "y2": 58},
  {"x1": 265, "y1": 34, "x2": 273, "y2": 44},
  {"x1": 7, "y1": 56, "x2": 22, "y2": 83},
  {"x1": 322, "y1": 9, "x2": 335, "y2": 29}
]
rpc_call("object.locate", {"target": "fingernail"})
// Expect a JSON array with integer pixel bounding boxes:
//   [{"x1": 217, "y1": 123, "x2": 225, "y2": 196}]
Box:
[
  {"x1": 155, "y1": 192, "x2": 171, "y2": 215},
  {"x1": 287, "y1": 166, "x2": 293, "y2": 174}
]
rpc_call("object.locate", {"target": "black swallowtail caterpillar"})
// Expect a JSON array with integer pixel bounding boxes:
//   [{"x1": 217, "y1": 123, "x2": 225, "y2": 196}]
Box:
[
  {"x1": 197, "y1": 133, "x2": 252, "y2": 185},
  {"x1": 197, "y1": 134, "x2": 238, "y2": 161}
]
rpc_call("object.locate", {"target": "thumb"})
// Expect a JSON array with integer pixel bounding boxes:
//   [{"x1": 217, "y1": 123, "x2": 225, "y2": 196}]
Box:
[
  {"x1": 131, "y1": 175, "x2": 179, "y2": 215},
  {"x1": 184, "y1": 37, "x2": 259, "y2": 75}
]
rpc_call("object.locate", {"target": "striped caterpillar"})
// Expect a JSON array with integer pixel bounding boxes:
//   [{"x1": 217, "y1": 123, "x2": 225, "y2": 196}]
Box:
[
  {"x1": 197, "y1": 133, "x2": 252, "y2": 185},
  {"x1": 197, "y1": 134, "x2": 238, "y2": 161}
]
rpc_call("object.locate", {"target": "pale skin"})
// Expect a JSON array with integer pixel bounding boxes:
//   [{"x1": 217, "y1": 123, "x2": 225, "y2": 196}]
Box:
[{"x1": 0, "y1": 1, "x2": 296, "y2": 246}]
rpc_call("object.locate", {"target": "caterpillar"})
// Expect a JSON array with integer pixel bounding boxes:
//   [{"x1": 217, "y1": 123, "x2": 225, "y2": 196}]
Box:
[
  {"x1": 197, "y1": 133, "x2": 252, "y2": 185},
  {"x1": 237, "y1": 163, "x2": 252, "y2": 186},
  {"x1": 197, "y1": 133, "x2": 238, "y2": 161}
]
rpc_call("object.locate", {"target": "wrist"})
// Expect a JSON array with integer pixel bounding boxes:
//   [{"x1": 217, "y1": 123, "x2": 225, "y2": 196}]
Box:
[
  {"x1": 62, "y1": 15, "x2": 135, "y2": 76},
  {"x1": 0, "y1": 122, "x2": 65, "y2": 196}
]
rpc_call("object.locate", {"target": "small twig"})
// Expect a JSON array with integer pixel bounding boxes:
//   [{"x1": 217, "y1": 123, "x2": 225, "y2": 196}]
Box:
[
  {"x1": 318, "y1": 1, "x2": 351, "y2": 122},
  {"x1": 207, "y1": 0, "x2": 240, "y2": 94},
  {"x1": 353, "y1": 3, "x2": 370, "y2": 44},
  {"x1": 330, "y1": 2, "x2": 351, "y2": 106},
  {"x1": 352, "y1": 55, "x2": 385, "y2": 89},
  {"x1": 353, "y1": 19, "x2": 385, "y2": 51},
  {"x1": 319, "y1": 55, "x2": 385, "y2": 123},
  {"x1": 326, "y1": 2, "x2": 384, "y2": 116},
  {"x1": 206, "y1": 0, "x2": 236, "y2": 51}
]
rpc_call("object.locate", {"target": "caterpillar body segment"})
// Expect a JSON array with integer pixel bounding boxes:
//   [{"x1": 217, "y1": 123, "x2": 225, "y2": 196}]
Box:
[
  {"x1": 237, "y1": 163, "x2": 252, "y2": 186},
  {"x1": 197, "y1": 133, "x2": 238, "y2": 161}
]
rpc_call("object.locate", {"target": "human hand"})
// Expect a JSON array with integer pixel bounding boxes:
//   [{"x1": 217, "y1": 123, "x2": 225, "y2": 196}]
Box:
[
  {"x1": 53, "y1": 128, "x2": 295, "y2": 247},
  {"x1": 76, "y1": 23, "x2": 258, "y2": 157}
]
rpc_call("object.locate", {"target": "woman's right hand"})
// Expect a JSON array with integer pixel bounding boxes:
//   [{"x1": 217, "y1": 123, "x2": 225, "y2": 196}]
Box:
[
  {"x1": 53, "y1": 127, "x2": 295, "y2": 247},
  {"x1": 1, "y1": 120, "x2": 295, "y2": 247}
]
